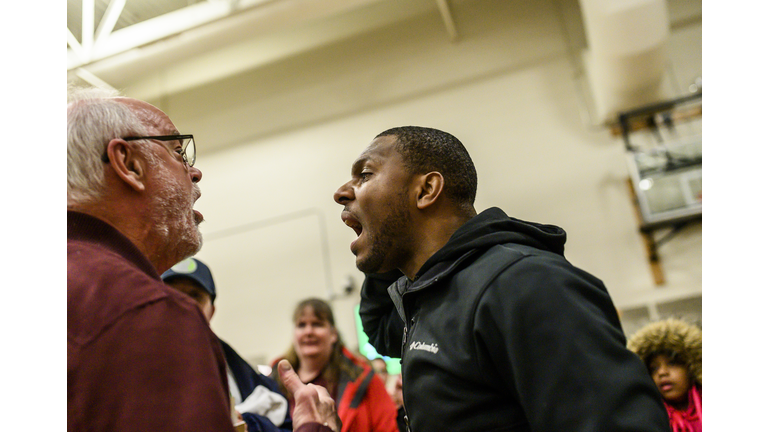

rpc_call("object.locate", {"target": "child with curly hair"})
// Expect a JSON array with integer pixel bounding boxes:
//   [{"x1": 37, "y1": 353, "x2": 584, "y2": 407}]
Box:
[{"x1": 628, "y1": 318, "x2": 702, "y2": 432}]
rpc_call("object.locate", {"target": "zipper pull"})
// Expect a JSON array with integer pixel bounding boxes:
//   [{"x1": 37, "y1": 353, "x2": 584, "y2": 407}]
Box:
[{"x1": 401, "y1": 325, "x2": 408, "y2": 356}]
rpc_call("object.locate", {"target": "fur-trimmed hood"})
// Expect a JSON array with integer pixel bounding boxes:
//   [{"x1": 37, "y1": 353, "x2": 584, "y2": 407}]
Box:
[{"x1": 627, "y1": 318, "x2": 702, "y2": 386}]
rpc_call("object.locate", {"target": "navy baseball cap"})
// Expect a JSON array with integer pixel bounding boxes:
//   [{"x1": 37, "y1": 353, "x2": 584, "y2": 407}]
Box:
[{"x1": 161, "y1": 257, "x2": 216, "y2": 303}]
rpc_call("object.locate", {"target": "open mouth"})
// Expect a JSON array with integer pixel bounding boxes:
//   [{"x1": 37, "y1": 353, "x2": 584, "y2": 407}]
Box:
[
  {"x1": 342, "y1": 213, "x2": 363, "y2": 237},
  {"x1": 192, "y1": 188, "x2": 203, "y2": 224}
]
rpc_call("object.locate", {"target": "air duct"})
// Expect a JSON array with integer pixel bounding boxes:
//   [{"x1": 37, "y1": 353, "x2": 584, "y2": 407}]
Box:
[{"x1": 579, "y1": 0, "x2": 672, "y2": 124}]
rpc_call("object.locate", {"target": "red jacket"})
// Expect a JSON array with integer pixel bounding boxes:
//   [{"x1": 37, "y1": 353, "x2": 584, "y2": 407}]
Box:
[{"x1": 336, "y1": 348, "x2": 399, "y2": 432}]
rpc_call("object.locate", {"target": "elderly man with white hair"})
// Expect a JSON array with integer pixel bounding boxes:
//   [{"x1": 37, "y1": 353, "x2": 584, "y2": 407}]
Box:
[{"x1": 67, "y1": 86, "x2": 339, "y2": 432}]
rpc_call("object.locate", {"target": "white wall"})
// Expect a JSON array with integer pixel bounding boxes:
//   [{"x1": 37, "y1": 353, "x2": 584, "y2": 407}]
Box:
[{"x1": 146, "y1": 0, "x2": 702, "y2": 365}]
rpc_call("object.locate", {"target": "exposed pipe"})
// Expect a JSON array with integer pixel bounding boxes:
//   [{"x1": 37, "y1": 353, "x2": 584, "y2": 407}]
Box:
[{"x1": 435, "y1": 0, "x2": 459, "y2": 42}]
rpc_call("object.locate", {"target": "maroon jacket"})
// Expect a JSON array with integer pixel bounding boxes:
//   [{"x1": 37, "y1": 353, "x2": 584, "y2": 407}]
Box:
[{"x1": 68, "y1": 211, "x2": 234, "y2": 431}]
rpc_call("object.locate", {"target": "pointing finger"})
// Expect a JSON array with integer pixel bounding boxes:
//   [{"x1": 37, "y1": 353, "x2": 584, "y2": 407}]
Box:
[{"x1": 277, "y1": 360, "x2": 304, "y2": 395}]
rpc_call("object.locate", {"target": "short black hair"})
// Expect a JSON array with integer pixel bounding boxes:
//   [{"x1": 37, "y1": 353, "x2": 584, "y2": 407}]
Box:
[{"x1": 375, "y1": 126, "x2": 477, "y2": 209}]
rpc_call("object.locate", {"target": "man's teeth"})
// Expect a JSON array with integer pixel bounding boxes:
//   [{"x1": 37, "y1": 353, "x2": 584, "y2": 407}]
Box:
[{"x1": 344, "y1": 219, "x2": 362, "y2": 235}]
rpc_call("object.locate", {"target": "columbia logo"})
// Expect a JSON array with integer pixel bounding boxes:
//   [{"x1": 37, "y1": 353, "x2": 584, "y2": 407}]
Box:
[{"x1": 409, "y1": 341, "x2": 439, "y2": 354}]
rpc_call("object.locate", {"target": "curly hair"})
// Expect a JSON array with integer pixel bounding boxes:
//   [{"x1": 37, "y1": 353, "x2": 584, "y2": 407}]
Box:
[{"x1": 627, "y1": 318, "x2": 702, "y2": 386}]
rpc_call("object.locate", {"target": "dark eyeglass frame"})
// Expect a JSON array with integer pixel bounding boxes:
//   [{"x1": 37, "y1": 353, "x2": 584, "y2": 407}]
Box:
[{"x1": 101, "y1": 134, "x2": 196, "y2": 167}]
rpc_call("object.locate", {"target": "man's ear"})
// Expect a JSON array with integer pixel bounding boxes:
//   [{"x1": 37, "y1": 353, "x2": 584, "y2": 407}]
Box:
[
  {"x1": 415, "y1": 171, "x2": 444, "y2": 210},
  {"x1": 105, "y1": 139, "x2": 147, "y2": 192}
]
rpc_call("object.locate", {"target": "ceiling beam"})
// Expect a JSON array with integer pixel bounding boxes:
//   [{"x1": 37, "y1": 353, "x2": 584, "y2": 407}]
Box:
[
  {"x1": 68, "y1": 0, "x2": 393, "y2": 96},
  {"x1": 68, "y1": 0, "x2": 281, "y2": 70},
  {"x1": 73, "y1": 68, "x2": 117, "y2": 91},
  {"x1": 67, "y1": 28, "x2": 84, "y2": 60},
  {"x1": 94, "y1": 0, "x2": 127, "y2": 44},
  {"x1": 81, "y1": 0, "x2": 94, "y2": 56}
]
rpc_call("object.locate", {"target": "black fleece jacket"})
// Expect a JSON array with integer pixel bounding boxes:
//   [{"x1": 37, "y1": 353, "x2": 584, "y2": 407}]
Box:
[{"x1": 360, "y1": 207, "x2": 670, "y2": 432}]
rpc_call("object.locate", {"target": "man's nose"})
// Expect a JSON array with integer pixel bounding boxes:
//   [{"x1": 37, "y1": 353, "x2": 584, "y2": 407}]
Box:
[
  {"x1": 333, "y1": 181, "x2": 353, "y2": 205},
  {"x1": 189, "y1": 166, "x2": 202, "y2": 183}
]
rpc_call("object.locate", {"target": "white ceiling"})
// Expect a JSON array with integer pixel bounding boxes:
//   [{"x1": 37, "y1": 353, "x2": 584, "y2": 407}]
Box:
[
  {"x1": 66, "y1": 0, "x2": 700, "y2": 98},
  {"x1": 67, "y1": 0, "x2": 469, "y2": 96},
  {"x1": 67, "y1": 0, "x2": 208, "y2": 39},
  {"x1": 67, "y1": 0, "x2": 701, "y2": 154}
]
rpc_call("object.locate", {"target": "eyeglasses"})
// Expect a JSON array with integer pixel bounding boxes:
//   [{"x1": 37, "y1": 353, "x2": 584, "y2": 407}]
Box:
[
  {"x1": 102, "y1": 134, "x2": 196, "y2": 167},
  {"x1": 123, "y1": 135, "x2": 196, "y2": 167}
]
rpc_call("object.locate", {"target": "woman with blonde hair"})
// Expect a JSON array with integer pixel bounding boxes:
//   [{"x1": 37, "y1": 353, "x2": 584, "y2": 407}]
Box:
[
  {"x1": 272, "y1": 298, "x2": 399, "y2": 432},
  {"x1": 628, "y1": 318, "x2": 702, "y2": 432}
]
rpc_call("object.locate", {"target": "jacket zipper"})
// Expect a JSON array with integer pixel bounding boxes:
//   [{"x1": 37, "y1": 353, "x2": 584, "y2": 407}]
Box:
[
  {"x1": 402, "y1": 308, "x2": 416, "y2": 432},
  {"x1": 401, "y1": 323, "x2": 411, "y2": 432}
]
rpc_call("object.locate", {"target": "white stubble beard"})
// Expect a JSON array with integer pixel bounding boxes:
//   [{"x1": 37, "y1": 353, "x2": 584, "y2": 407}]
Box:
[{"x1": 149, "y1": 162, "x2": 203, "y2": 263}]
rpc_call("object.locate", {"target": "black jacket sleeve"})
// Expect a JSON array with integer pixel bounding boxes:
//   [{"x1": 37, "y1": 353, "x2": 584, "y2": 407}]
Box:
[{"x1": 359, "y1": 270, "x2": 405, "y2": 358}]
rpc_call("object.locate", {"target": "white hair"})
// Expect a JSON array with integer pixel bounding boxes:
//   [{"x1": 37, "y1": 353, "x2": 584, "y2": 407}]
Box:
[{"x1": 66, "y1": 84, "x2": 147, "y2": 204}]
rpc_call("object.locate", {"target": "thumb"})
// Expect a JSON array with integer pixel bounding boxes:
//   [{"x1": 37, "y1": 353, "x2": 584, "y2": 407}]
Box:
[{"x1": 277, "y1": 360, "x2": 304, "y2": 395}]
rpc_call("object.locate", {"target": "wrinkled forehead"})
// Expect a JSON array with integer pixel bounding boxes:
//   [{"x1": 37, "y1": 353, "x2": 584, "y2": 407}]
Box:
[{"x1": 116, "y1": 97, "x2": 178, "y2": 135}]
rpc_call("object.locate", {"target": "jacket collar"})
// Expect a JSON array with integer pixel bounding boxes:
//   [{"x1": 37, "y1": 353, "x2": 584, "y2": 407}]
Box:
[
  {"x1": 67, "y1": 210, "x2": 160, "y2": 280},
  {"x1": 387, "y1": 249, "x2": 478, "y2": 322}
]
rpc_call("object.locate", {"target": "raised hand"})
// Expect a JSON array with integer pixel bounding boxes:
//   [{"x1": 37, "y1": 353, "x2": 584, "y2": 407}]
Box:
[{"x1": 277, "y1": 360, "x2": 341, "y2": 432}]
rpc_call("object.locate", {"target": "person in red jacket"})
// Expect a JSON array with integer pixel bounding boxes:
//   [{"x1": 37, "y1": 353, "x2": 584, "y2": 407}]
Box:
[
  {"x1": 628, "y1": 319, "x2": 702, "y2": 432},
  {"x1": 272, "y1": 298, "x2": 399, "y2": 432}
]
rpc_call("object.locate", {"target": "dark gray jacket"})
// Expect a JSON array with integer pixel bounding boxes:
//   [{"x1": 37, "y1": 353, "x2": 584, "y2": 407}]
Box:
[{"x1": 360, "y1": 207, "x2": 671, "y2": 432}]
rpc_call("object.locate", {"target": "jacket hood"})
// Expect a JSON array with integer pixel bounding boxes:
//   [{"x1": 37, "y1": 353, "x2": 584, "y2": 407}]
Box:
[
  {"x1": 627, "y1": 319, "x2": 702, "y2": 386},
  {"x1": 417, "y1": 207, "x2": 566, "y2": 278}
]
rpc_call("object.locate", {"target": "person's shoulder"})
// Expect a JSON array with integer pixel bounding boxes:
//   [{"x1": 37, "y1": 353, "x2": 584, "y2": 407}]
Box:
[
  {"x1": 449, "y1": 244, "x2": 562, "y2": 297},
  {"x1": 69, "y1": 240, "x2": 161, "y2": 303},
  {"x1": 478, "y1": 241, "x2": 595, "y2": 283},
  {"x1": 355, "y1": 367, "x2": 398, "y2": 420},
  {"x1": 481, "y1": 241, "x2": 563, "y2": 264},
  {"x1": 124, "y1": 280, "x2": 212, "y2": 339},
  {"x1": 68, "y1": 256, "x2": 206, "y2": 347},
  {"x1": 342, "y1": 347, "x2": 370, "y2": 367},
  {"x1": 469, "y1": 244, "x2": 607, "y2": 309}
]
